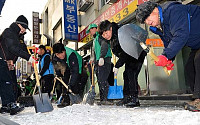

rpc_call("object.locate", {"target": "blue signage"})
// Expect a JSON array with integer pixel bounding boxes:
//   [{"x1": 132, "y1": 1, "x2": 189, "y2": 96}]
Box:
[{"x1": 63, "y1": 0, "x2": 78, "y2": 41}]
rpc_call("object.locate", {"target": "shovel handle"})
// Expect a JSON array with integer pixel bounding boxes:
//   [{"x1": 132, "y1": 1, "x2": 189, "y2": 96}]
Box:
[
  {"x1": 90, "y1": 63, "x2": 95, "y2": 86},
  {"x1": 140, "y1": 42, "x2": 171, "y2": 76},
  {"x1": 55, "y1": 77, "x2": 74, "y2": 94},
  {"x1": 33, "y1": 59, "x2": 41, "y2": 87},
  {"x1": 51, "y1": 78, "x2": 57, "y2": 95}
]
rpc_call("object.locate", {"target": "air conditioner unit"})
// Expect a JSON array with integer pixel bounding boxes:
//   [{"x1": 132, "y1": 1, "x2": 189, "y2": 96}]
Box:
[
  {"x1": 78, "y1": 0, "x2": 94, "y2": 12},
  {"x1": 105, "y1": 0, "x2": 117, "y2": 4}
]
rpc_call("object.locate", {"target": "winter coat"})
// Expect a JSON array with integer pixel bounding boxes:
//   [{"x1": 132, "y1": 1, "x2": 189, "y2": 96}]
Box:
[
  {"x1": 39, "y1": 53, "x2": 54, "y2": 77},
  {"x1": 110, "y1": 22, "x2": 146, "y2": 69},
  {"x1": 94, "y1": 32, "x2": 112, "y2": 63},
  {"x1": 156, "y1": 2, "x2": 200, "y2": 59},
  {"x1": 0, "y1": 23, "x2": 30, "y2": 62}
]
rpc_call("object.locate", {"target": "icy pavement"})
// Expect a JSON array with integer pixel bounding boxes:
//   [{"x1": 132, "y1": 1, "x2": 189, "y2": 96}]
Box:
[{"x1": 1, "y1": 103, "x2": 200, "y2": 125}]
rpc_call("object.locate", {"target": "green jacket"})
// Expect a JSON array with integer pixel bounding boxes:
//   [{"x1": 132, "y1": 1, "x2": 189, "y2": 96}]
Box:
[
  {"x1": 65, "y1": 47, "x2": 82, "y2": 74},
  {"x1": 94, "y1": 32, "x2": 112, "y2": 61}
]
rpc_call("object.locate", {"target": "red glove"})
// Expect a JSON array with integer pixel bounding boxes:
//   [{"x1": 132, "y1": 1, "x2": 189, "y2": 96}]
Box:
[
  {"x1": 166, "y1": 60, "x2": 174, "y2": 70},
  {"x1": 154, "y1": 55, "x2": 168, "y2": 66}
]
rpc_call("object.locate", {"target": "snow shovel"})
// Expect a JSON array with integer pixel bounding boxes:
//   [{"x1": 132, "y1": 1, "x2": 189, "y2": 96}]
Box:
[
  {"x1": 32, "y1": 61, "x2": 53, "y2": 113},
  {"x1": 0, "y1": 116, "x2": 20, "y2": 125},
  {"x1": 55, "y1": 77, "x2": 82, "y2": 104},
  {"x1": 107, "y1": 73, "x2": 123, "y2": 99},
  {"x1": 82, "y1": 63, "x2": 96, "y2": 105}
]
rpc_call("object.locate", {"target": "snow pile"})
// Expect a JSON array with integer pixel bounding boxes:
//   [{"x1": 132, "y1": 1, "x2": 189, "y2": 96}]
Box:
[{"x1": 2, "y1": 104, "x2": 200, "y2": 125}]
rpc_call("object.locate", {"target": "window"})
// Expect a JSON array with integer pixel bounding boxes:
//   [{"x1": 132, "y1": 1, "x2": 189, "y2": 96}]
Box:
[{"x1": 99, "y1": 0, "x2": 107, "y2": 9}]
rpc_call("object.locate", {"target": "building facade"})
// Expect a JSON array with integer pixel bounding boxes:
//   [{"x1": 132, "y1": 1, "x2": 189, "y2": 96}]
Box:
[{"x1": 40, "y1": 0, "x2": 200, "y2": 95}]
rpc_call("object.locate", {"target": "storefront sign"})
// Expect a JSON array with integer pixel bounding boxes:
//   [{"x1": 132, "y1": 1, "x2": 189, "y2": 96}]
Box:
[
  {"x1": 78, "y1": 0, "x2": 138, "y2": 43},
  {"x1": 138, "y1": 0, "x2": 148, "y2": 5},
  {"x1": 63, "y1": 0, "x2": 78, "y2": 41},
  {"x1": 32, "y1": 12, "x2": 40, "y2": 44},
  {"x1": 146, "y1": 39, "x2": 164, "y2": 47}
]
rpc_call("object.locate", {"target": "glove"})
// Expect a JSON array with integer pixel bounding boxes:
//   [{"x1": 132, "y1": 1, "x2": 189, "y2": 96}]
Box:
[
  {"x1": 149, "y1": 26, "x2": 163, "y2": 36},
  {"x1": 154, "y1": 55, "x2": 168, "y2": 67},
  {"x1": 89, "y1": 59, "x2": 94, "y2": 64},
  {"x1": 30, "y1": 74, "x2": 35, "y2": 80},
  {"x1": 98, "y1": 58, "x2": 104, "y2": 66},
  {"x1": 166, "y1": 60, "x2": 174, "y2": 70},
  {"x1": 113, "y1": 67, "x2": 119, "y2": 74}
]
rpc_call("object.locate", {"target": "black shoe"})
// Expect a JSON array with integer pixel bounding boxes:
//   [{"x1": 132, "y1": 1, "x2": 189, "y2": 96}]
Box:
[
  {"x1": 57, "y1": 94, "x2": 70, "y2": 108},
  {"x1": 57, "y1": 102, "x2": 70, "y2": 108},
  {"x1": 0, "y1": 106, "x2": 10, "y2": 114},
  {"x1": 99, "y1": 100, "x2": 114, "y2": 105},
  {"x1": 125, "y1": 96, "x2": 140, "y2": 108},
  {"x1": 116, "y1": 96, "x2": 129, "y2": 106},
  {"x1": 8, "y1": 103, "x2": 25, "y2": 115}
]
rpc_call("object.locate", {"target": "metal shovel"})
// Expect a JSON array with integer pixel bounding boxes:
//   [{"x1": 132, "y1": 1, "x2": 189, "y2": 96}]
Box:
[
  {"x1": 55, "y1": 77, "x2": 82, "y2": 104},
  {"x1": 82, "y1": 63, "x2": 96, "y2": 105},
  {"x1": 32, "y1": 62, "x2": 53, "y2": 113}
]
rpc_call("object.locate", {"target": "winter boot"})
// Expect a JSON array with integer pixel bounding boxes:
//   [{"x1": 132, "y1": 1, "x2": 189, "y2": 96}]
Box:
[
  {"x1": 0, "y1": 106, "x2": 10, "y2": 114},
  {"x1": 125, "y1": 95, "x2": 140, "y2": 108},
  {"x1": 57, "y1": 94, "x2": 70, "y2": 108},
  {"x1": 116, "y1": 95, "x2": 129, "y2": 106},
  {"x1": 8, "y1": 103, "x2": 24, "y2": 115}
]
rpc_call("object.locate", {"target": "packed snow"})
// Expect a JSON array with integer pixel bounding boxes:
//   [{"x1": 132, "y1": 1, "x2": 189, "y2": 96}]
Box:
[{"x1": 1, "y1": 103, "x2": 200, "y2": 125}]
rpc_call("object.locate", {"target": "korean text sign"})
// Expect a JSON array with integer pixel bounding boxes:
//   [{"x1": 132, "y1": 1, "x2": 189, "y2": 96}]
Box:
[{"x1": 63, "y1": 0, "x2": 78, "y2": 41}]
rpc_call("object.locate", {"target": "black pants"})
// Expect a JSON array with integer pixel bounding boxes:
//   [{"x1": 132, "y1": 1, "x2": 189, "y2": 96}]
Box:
[
  {"x1": 0, "y1": 59, "x2": 15, "y2": 106},
  {"x1": 185, "y1": 49, "x2": 200, "y2": 99},
  {"x1": 9, "y1": 69, "x2": 18, "y2": 101},
  {"x1": 97, "y1": 62, "x2": 111, "y2": 101},
  {"x1": 108, "y1": 63, "x2": 114, "y2": 86},
  {"x1": 40, "y1": 74, "x2": 54, "y2": 96},
  {"x1": 123, "y1": 58, "x2": 145, "y2": 97}
]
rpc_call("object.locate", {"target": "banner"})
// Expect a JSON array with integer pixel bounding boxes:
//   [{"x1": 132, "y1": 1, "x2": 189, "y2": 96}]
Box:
[
  {"x1": 63, "y1": 0, "x2": 78, "y2": 41},
  {"x1": 32, "y1": 12, "x2": 40, "y2": 44}
]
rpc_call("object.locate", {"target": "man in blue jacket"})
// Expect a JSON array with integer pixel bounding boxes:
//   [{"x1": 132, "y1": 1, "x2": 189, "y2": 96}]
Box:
[
  {"x1": 136, "y1": 1, "x2": 200, "y2": 111},
  {"x1": 38, "y1": 45, "x2": 54, "y2": 96}
]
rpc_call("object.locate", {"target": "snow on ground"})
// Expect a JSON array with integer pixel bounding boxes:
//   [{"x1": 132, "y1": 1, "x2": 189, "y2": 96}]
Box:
[{"x1": 1, "y1": 104, "x2": 200, "y2": 125}]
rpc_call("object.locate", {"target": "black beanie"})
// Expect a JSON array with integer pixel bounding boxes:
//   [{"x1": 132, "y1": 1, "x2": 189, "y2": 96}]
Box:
[
  {"x1": 135, "y1": 1, "x2": 158, "y2": 24},
  {"x1": 16, "y1": 15, "x2": 30, "y2": 31}
]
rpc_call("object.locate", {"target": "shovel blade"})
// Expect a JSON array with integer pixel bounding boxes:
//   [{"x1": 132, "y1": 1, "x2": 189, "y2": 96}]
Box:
[
  {"x1": 82, "y1": 89, "x2": 96, "y2": 105},
  {"x1": 68, "y1": 94, "x2": 82, "y2": 105},
  {"x1": 33, "y1": 93, "x2": 53, "y2": 113},
  {"x1": 107, "y1": 86, "x2": 124, "y2": 99}
]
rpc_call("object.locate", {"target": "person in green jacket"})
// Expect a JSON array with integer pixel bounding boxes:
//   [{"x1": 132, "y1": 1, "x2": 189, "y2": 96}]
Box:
[
  {"x1": 87, "y1": 24, "x2": 113, "y2": 105},
  {"x1": 53, "y1": 43, "x2": 87, "y2": 107}
]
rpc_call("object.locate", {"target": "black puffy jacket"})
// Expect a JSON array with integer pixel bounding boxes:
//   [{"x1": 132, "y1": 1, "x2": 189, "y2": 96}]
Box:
[{"x1": 0, "y1": 23, "x2": 30, "y2": 62}]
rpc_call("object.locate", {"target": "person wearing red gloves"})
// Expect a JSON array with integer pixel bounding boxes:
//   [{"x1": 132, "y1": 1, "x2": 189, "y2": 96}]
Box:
[{"x1": 136, "y1": 1, "x2": 200, "y2": 111}]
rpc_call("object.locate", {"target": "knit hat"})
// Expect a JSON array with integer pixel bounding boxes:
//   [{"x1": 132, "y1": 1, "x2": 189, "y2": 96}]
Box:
[
  {"x1": 135, "y1": 1, "x2": 158, "y2": 23},
  {"x1": 16, "y1": 15, "x2": 30, "y2": 31}
]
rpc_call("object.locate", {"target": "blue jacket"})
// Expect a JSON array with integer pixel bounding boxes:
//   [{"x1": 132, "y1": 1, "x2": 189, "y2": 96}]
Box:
[
  {"x1": 39, "y1": 53, "x2": 54, "y2": 76},
  {"x1": 151, "y1": 2, "x2": 200, "y2": 59}
]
